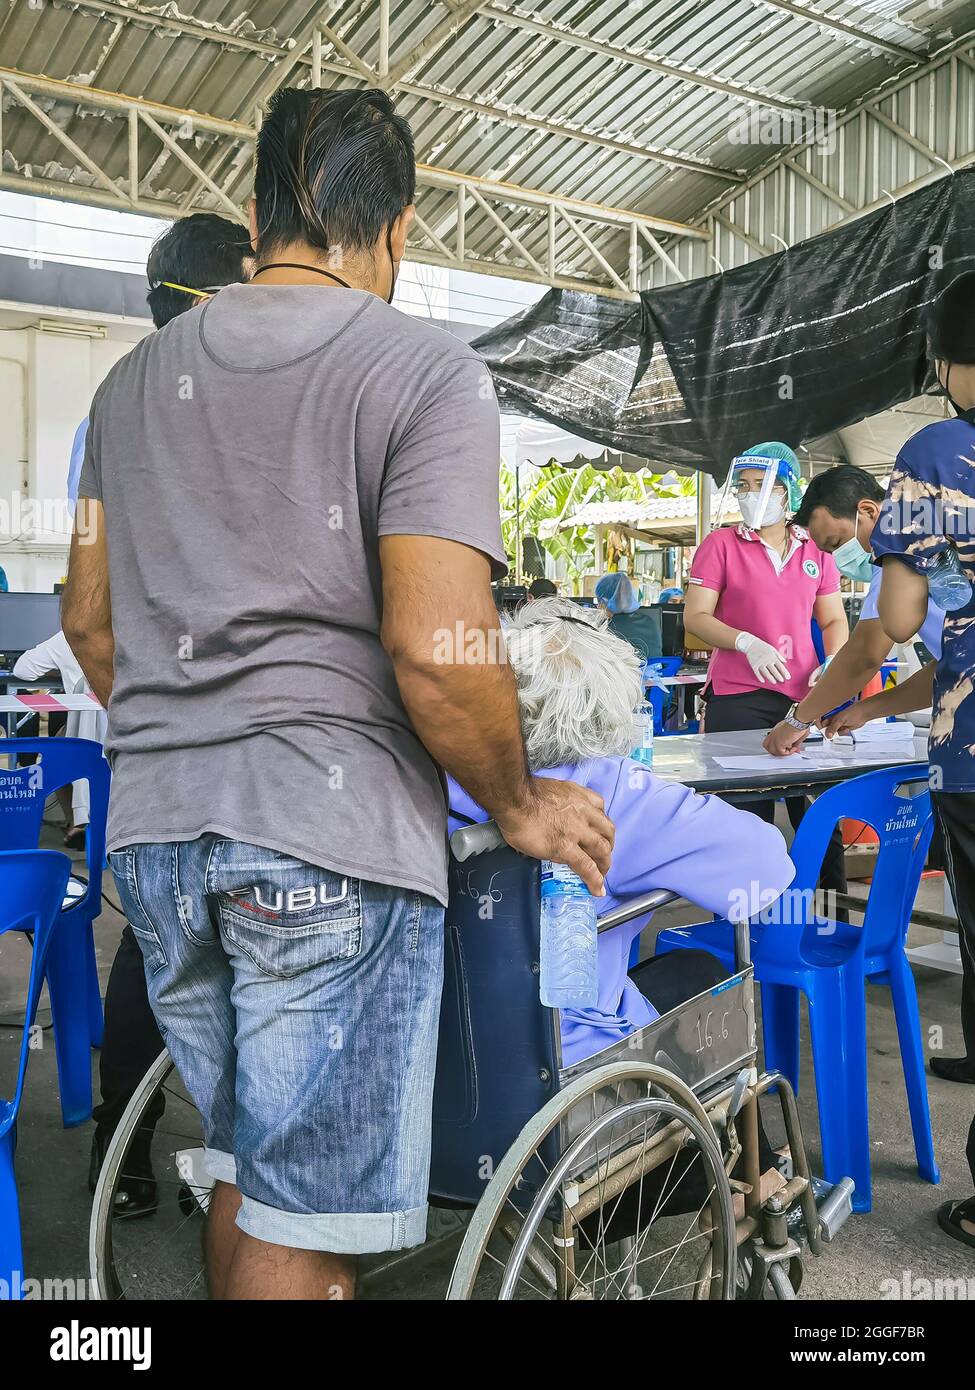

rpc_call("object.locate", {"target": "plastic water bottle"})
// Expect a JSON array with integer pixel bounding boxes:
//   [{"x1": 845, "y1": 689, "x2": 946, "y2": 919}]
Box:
[
  {"x1": 927, "y1": 547, "x2": 973, "y2": 612},
  {"x1": 539, "y1": 862, "x2": 598, "y2": 1009},
  {"x1": 631, "y1": 701, "x2": 655, "y2": 765}
]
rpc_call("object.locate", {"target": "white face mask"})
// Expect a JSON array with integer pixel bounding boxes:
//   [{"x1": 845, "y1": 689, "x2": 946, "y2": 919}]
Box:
[{"x1": 738, "y1": 491, "x2": 785, "y2": 529}]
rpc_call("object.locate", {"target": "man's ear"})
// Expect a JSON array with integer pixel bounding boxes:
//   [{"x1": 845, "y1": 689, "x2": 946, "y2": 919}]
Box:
[
  {"x1": 247, "y1": 198, "x2": 259, "y2": 256},
  {"x1": 861, "y1": 500, "x2": 882, "y2": 524},
  {"x1": 390, "y1": 204, "x2": 415, "y2": 262}
]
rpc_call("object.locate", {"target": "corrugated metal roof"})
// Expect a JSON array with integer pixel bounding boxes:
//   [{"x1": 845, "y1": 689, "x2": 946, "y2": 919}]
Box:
[{"x1": 1, "y1": 0, "x2": 973, "y2": 289}]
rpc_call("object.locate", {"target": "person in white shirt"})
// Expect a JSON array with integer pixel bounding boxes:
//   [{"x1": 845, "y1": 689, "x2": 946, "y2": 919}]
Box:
[{"x1": 12, "y1": 629, "x2": 107, "y2": 845}]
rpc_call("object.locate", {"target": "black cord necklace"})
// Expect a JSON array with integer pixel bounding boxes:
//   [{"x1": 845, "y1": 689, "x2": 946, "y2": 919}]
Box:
[{"x1": 251, "y1": 262, "x2": 352, "y2": 289}]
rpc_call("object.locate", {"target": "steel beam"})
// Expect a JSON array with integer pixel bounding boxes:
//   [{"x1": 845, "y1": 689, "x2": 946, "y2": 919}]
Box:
[
  {"x1": 0, "y1": 65, "x2": 719, "y2": 295},
  {"x1": 54, "y1": 0, "x2": 803, "y2": 112},
  {"x1": 313, "y1": 54, "x2": 744, "y2": 183},
  {"x1": 383, "y1": 1, "x2": 493, "y2": 88},
  {"x1": 648, "y1": 33, "x2": 975, "y2": 286},
  {"x1": 753, "y1": 0, "x2": 922, "y2": 61},
  {"x1": 450, "y1": 1, "x2": 805, "y2": 111}
]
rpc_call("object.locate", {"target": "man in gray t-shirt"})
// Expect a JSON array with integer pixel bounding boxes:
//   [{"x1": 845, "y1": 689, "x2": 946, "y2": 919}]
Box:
[{"x1": 63, "y1": 87, "x2": 613, "y2": 1302}]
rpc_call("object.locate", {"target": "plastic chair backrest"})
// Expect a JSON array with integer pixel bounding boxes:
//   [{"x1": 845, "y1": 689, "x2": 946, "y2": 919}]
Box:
[
  {"x1": 431, "y1": 843, "x2": 560, "y2": 1205},
  {"x1": 0, "y1": 848, "x2": 72, "y2": 1127},
  {"x1": 644, "y1": 656, "x2": 683, "y2": 736},
  {"x1": 758, "y1": 764, "x2": 933, "y2": 965},
  {"x1": 0, "y1": 739, "x2": 109, "y2": 918},
  {"x1": 644, "y1": 656, "x2": 682, "y2": 681}
]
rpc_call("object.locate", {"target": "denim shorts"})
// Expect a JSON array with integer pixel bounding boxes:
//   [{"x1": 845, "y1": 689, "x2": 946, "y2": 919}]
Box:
[{"x1": 110, "y1": 835, "x2": 445, "y2": 1254}]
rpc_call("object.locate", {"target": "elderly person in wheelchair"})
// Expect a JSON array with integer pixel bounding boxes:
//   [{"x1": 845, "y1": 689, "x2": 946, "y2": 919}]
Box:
[
  {"x1": 442, "y1": 597, "x2": 834, "y2": 1299},
  {"x1": 448, "y1": 596, "x2": 795, "y2": 1066}
]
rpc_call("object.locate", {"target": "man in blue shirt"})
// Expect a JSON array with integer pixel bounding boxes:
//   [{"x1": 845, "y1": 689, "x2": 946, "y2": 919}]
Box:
[{"x1": 874, "y1": 269, "x2": 975, "y2": 1251}]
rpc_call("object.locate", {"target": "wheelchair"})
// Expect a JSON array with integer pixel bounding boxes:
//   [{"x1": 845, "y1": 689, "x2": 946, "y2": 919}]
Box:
[{"x1": 89, "y1": 825, "x2": 852, "y2": 1301}]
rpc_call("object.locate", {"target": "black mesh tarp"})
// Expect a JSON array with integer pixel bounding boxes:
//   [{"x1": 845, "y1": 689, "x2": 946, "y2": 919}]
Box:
[{"x1": 474, "y1": 167, "x2": 975, "y2": 480}]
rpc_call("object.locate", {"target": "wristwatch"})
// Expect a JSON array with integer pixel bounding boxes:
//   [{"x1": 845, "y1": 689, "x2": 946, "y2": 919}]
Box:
[{"x1": 782, "y1": 701, "x2": 813, "y2": 731}]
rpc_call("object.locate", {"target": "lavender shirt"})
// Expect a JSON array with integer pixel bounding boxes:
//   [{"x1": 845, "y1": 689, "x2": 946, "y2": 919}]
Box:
[{"x1": 448, "y1": 758, "x2": 795, "y2": 1065}]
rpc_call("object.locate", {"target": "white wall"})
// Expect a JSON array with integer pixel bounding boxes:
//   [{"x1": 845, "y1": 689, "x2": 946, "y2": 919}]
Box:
[{"x1": 0, "y1": 320, "x2": 147, "y2": 592}]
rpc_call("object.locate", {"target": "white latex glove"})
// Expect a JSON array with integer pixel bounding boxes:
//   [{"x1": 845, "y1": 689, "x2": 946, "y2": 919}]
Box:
[
  {"x1": 807, "y1": 654, "x2": 833, "y2": 688},
  {"x1": 734, "y1": 631, "x2": 792, "y2": 685}
]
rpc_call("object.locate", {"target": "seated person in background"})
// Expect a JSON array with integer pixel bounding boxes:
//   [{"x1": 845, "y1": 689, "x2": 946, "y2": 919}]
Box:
[
  {"x1": 595, "y1": 572, "x2": 662, "y2": 662},
  {"x1": 448, "y1": 597, "x2": 795, "y2": 1066},
  {"x1": 528, "y1": 577, "x2": 558, "y2": 599},
  {"x1": 659, "y1": 585, "x2": 684, "y2": 604},
  {"x1": 13, "y1": 628, "x2": 107, "y2": 849}
]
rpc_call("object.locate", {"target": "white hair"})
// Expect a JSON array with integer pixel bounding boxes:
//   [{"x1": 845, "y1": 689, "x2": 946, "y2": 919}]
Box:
[{"x1": 504, "y1": 597, "x2": 644, "y2": 770}]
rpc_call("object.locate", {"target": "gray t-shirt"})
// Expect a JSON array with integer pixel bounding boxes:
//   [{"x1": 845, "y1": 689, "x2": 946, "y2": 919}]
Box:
[{"x1": 79, "y1": 283, "x2": 505, "y2": 905}]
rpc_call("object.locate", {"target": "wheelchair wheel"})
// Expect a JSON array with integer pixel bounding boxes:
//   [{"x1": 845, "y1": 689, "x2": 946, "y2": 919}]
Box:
[
  {"x1": 90, "y1": 1049, "x2": 210, "y2": 1300},
  {"x1": 447, "y1": 1062, "x2": 737, "y2": 1301}
]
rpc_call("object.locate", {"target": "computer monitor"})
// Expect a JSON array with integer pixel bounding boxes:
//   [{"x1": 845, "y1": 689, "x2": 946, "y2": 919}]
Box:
[
  {"x1": 658, "y1": 604, "x2": 685, "y2": 658},
  {"x1": 491, "y1": 584, "x2": 529, "y2": 614},
  {"x1": 0, "y1": 592, "x2": 62, "y2": 664}
]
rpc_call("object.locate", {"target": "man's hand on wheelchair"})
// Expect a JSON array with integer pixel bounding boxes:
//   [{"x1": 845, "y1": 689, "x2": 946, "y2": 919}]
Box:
[{"x1": 496, "y1": 780, "x2": 615, "y2": 896}]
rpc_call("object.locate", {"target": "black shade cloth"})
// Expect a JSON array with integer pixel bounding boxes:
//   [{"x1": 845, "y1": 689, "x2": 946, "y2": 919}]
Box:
[{"x1": 474, "y1": 167, "x2": 975, "y2": 480}]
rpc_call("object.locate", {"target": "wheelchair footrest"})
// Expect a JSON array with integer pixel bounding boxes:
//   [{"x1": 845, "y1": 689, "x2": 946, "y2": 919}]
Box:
[{"x1": 815, "y1": 1176, "x2": 856, "y2": 1242}]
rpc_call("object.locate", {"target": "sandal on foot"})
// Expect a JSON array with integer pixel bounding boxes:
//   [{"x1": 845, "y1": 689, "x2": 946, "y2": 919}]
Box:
[{"x1": 937, "y1": 1198, "x2": 975, "y2": 1249}]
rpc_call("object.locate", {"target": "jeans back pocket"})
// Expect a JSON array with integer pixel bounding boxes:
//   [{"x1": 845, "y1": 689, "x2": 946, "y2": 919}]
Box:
[{"x1": 216, "y1": 854, "x2": 362, "y2": 979}]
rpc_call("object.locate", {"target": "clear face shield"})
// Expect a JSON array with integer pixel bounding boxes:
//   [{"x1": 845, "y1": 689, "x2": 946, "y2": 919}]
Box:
[{"x1": 712, "y1": 456, "x2": 787, "y2": 533}]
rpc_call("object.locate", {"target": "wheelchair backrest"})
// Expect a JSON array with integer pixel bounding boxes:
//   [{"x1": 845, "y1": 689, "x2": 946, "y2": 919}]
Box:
[{"x1": 430, "y1": 842, "x2": 560, "y2": 1206}]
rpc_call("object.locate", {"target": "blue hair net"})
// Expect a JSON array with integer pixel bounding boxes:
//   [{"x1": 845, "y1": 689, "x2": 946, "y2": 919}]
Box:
[
  {"x1": 731, "y1": 441, "x2": 803, "y2": 512},
  {"x1": 595, "y1": 573, "x2": 639, "y2": 614}
]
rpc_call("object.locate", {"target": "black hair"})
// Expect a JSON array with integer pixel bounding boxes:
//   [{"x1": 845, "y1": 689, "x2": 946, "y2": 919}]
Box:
[
  {"x1": 254, "y1": 87, "x2": 415, "y2": 260},
  {"x1": 927, "y1": 270, "x2": 975, "y2": 365},
  {"x1": 146, "y1": 213, "x2": 251, "y2": 328},
  {"x1": 528, "y1": 578, "x2": 558, "y2": 598},
  {"x1": 792, "y1": 464, "x2": 884, "y2": 528}
]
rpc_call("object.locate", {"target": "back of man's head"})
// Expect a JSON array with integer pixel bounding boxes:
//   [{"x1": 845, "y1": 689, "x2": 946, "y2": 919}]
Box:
[
  {"x1": 528, "y1": 578, "x2": 558, "y2": 599},
  {"x1": 253, "y1": 88, "x2": 415, "y2": 262},
  {"x1": 792, "y1": 464, "x2": 884, "y2": 527},
  {"x1": 146, "y1": 213, "x2": 251, "y2": 328}
]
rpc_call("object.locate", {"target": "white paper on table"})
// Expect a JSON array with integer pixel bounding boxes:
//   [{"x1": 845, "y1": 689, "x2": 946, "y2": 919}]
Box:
[
  {"x1": 713, "y1": 753, "x2": 845, "y2": 771},
  {"x1": 837, "y1": 719, "x2": 918, "y2": 744}
]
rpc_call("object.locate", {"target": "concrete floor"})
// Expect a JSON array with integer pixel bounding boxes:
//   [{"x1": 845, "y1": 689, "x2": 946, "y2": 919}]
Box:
[{"x1": 3, "y1": 823, "x2": 974, "y2": 1301}]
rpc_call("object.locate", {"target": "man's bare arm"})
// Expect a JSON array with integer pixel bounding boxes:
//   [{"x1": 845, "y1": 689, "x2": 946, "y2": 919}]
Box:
[
  {"x1": 822, "y1": 662, "x2": 935, "y2": 736},
  {"x1": 380, "y1": 535, "x2": 614, "y2": 894},
  {"x1": 61, "y1": 498, "x2": 114, "y2": 708},
  {"x1": 877, "y1": 556, "x2": 929, "y2": 643}
]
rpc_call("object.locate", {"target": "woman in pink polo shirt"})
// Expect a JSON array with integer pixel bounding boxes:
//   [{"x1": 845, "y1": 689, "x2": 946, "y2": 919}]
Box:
[{"x1": 685, "y1": 442, "x2": 849, "y2": 893}]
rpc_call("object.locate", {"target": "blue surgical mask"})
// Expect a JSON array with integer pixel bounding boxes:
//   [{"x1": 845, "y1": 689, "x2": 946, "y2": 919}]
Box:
[{"x1": 832, "y1": 513, "x2": 874, "y2": 583}]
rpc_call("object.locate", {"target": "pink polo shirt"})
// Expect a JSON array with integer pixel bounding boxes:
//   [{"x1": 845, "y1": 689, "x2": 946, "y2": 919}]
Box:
[{"x1": 689, "y1": 523, "x2": 840, "y2": 701}]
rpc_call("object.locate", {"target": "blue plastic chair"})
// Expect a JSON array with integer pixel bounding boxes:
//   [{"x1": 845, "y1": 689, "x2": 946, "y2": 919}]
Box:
[
  {"x1": 0, "y1": 849, "x2": 73, "y2": 1297},
  {"x1": 654, "y1": 765, "x2": 938, "y2": 1212},
  {"x1": 644, "y1": 656, "x2": 682, "y2": 736},
  {"x1": 0, "y1": 739, "x2": 109, "y2": 1126}
]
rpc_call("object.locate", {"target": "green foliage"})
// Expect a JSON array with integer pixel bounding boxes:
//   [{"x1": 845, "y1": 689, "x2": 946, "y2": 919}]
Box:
[{"x1": 500, "y1": 461, "x2": 695, "y2": 591}]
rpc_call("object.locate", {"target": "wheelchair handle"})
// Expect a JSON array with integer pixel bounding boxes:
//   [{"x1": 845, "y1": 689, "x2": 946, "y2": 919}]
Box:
[{"x1": 450, "y1": 821, "x2": 506, "y2": 861}]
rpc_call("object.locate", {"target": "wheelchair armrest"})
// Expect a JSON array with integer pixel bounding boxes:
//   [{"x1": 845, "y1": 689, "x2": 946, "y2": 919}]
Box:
[{"x1": 596, "y1": 890, "x2": 679, "y2": 933}]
